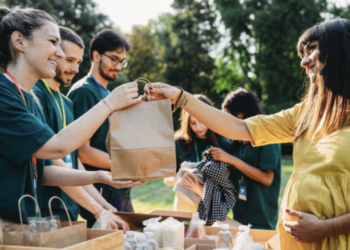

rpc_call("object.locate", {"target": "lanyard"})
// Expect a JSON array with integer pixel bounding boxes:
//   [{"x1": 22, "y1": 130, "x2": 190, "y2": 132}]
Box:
[
  {"x1": 239, "y1": 144, "x2": 248, "y2": 160},
  {"x1": 194, "y1": 140, "x2": 200, "y2": 162},
  {"x1": 90, "y1": 74, "x2": 110, "y2": 97},
  {"x1": 5, "y1": 71, "x2": 37, "y2": 181},
  {"x1": 42, "y1": 79, "x2": 66, "y2": 128}
]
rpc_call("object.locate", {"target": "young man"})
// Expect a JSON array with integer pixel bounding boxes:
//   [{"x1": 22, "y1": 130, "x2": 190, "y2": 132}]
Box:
[
  {"x1": 33, "y1": 27, "x2": 129, "y2": 231},
  {"x1": 67, "y1": 29, "x2": 133, "y2": 227}
]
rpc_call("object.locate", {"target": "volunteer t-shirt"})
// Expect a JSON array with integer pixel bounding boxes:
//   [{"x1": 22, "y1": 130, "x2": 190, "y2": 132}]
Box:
[
  {"x1": 68, "y1": 76, "x2": 130, "y2": 197},
  {"x1": 175, "y1": 135, "x2": 231, "y2": 171},
  {"x1": 0, "y1": 74, "x2": 55, "y2": 223},
  {"x1": 33, "y1": 80, "x2": 79, "y2": 221},
  {"x1": 228, "y1": 142, "x2": 281, "y2": 229}
]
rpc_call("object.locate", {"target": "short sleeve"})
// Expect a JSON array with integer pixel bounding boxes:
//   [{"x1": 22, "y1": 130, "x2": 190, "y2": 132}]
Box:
[
  {"x1": 244, "y1": 104, "x2": 302, "y2": 146},
  {"x1": 69, "y1": 88, "x2": 98, "y2": 119},
  {"x1": 0, "y1": 89, "x2": 55, "y2": 166},
  {"x1": 257, "y1": 144, "x2": 281, "y2": 171}
]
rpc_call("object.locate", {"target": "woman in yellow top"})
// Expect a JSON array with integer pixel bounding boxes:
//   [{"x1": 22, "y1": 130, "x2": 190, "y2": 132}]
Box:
[{"x1": 144, "y1": 19, "x2": 350, "y2": 250}]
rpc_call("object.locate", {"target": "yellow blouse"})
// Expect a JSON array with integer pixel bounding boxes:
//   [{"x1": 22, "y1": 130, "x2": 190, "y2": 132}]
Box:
[{"x1": 245, "y1": 104, "x2": 349, "y2": 250}]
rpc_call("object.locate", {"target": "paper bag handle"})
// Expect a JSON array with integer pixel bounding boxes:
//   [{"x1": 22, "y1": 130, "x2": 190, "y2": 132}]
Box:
[
  {"x1": 18, "y1": 194, "x2": 41, "y2": 231},
  {"x1": 48, "y1": 196, "x2": 72, "y2": 227},
  {"x1": 135, "y1": 78, "x2": 150, "y2": 85}
]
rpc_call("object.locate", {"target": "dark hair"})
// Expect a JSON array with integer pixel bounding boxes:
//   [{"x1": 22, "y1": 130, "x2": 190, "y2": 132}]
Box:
[
  {"x1": 294, "y1": 19, "x2": 350, "y2": 141},
  {"x1": 222, "y1": 87, "x2": 263, "y2": 119},
  {"x1": 89, "y1": 29, "x2": 130, "y2": 61},
  {"x1": 175, "y1": 94, "x2": 219, "y2": 155},
  {"x1": 0, "y1": 6, "x2": 57, "y2": 69},
  {"x1": 59, "y1": 26, "x2": 84, "y2": 49},
  {"x1": 222, "y1": 88, "x2": 263, "y2": 150}
]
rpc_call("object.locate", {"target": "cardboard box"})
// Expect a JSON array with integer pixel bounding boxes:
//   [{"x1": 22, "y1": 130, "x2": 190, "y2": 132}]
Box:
[
  {"x1": 184, "y1": 227, "x2": 278, "y2": 250},
  {"x1": 147, "y1": 209, "x2": 193, "y2": 219},
  {"x1": 115, "y1": 212, "x2": 191, "y2": 231},
  {"x1": 186, "y1": 243, "x2": 216, "y2": 250},
  {"x1": 0, "y1": 229, "x2": 123, "y2": 250},
  {"x1": 186, "y1": 243, "x2": 273, "y2": 250}
]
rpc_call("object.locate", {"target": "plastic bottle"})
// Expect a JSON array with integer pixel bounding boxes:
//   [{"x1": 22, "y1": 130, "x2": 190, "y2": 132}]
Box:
[
  {"x1": 124, "y1": 235, "x2": 133, "y2": 250},
  {"x1": 133, "y1": 236, "x2": 150, "y2": 250},
  {"x1": 144, "y1": 232, "x2": 159, "y2": 250},
  {"x1": 126, "y1": 231, "x2": 137, "y2": 248},
  {"x1": 232, "y1": 225, "x2": 252, "y2": 245},
  {"x1": 215, "y1": 224, "x2": 234, "y2": 250}
]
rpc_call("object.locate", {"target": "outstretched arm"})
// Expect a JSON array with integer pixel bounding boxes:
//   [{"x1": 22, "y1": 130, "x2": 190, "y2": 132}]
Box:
[{"x1": 144, "y1": 83, "x2": 253, "y2": 142}]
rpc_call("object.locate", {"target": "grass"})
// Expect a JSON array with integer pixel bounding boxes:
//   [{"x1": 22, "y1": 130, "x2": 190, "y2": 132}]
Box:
[{"x1": 131, "y1": 156, "x2": 294, "y2": 214}]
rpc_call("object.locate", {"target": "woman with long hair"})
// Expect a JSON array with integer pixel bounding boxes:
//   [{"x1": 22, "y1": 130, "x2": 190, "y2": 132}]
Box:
[
  {"x1": 165, "y1": 94, "x2": 229, "y2": 211},
  {"x1": 145, "y1": 19, "x2": 350, "y2": 249},
  {"x1": 0, "y1": 6, "x2": 142, "y2": 223},
  {"x1": 209, "y1": 88, "x2": 281, "y2": 229}
]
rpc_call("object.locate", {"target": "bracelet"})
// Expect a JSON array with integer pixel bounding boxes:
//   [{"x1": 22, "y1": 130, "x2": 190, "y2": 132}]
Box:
[
  {"x1": 174, "y1": 87, "x2": 184, "y2": 106},
  {"x1": 101, "y1": 99, "x2": 114, "y2": 115},
  {"x1": 94, "y1": 208, "x2": 103, "y2": 217}
]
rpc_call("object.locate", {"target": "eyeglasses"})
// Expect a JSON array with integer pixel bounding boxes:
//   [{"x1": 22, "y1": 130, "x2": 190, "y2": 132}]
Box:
[{"x1": 102, "y1": 54, "x2": 128, "y2": 68}]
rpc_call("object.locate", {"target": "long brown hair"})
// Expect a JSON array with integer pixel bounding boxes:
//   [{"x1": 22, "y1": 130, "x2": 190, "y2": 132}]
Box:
[
  {"x1": 293, "y1": 19, "x2": 350, "y2": 141},
  {"x1": 175, "y1": 94, "x2": 219, "y2": 155}
]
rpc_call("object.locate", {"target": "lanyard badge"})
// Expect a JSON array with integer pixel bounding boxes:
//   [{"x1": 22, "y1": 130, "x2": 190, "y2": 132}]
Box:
[{"x1": 238, "y1": 176, "x2": 247, "y2": 201}]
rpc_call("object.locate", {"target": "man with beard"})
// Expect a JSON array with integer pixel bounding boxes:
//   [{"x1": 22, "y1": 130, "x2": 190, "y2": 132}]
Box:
[
  {"x1": 67, "y1": 29, "x2": 133, "y2": 228},
  {"x1": 33, "y1": 27, "x2": 129, "y2": 231}
]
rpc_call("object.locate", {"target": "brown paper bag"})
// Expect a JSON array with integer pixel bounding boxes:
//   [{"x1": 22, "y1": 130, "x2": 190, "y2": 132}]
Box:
[
  {"x1": 2, "y1": 195, "x2": 87, "y2": 248},
  {"x1": 108, "y1": 99, "x2": 176, "y2": 181}
]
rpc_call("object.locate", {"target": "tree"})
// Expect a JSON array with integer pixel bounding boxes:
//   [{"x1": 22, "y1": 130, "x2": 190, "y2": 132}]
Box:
[
  {"x1": 124, "y1": 23, "x2": 166, "y2": 83},
  {"x1": 215, "y1": 0, "x2": 328, "y2": 113},
  {"x1": 157, "y1": 0, "x2": 222, "y2": 107},
  {"x1": 4, "y1": 0, "x2": 112, "y2": 94}
]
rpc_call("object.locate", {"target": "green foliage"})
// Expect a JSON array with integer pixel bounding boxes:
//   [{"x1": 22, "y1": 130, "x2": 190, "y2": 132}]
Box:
[
  {"x1": 215, "y1": 0, "x2": 328, "y2": 113},
  {"x1": 158, "y1": 0, "x2": 222, "y2": 108},
  {"x1": 4, "y1": 0, "x2": 112, "y2": 94},
  {"x1": 124, "y1": 23, "x2": 166, "y2": 83}
]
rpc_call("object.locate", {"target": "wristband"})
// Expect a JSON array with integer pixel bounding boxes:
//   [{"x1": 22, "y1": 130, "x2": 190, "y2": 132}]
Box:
[{"x1": 101, "y1": 99, "x2": 114, "y2": 115}]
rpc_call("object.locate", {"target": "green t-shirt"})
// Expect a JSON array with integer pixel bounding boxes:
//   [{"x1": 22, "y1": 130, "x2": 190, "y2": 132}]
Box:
[
  {"x1": 0, "y1": 74, "x2": 55, "y2": 223},
  {"x1": 33, "y1": 80, "x2": 79, "y2": 221},
  {"x1": 175, "y1": 135, "x2": 231, "y2": 171},
  {"x1": 228, "y1": 142, "x2": 281, "y2": 229},
  {"x1": 68, "y1": 76, "x2": 130, "y2": 197}
]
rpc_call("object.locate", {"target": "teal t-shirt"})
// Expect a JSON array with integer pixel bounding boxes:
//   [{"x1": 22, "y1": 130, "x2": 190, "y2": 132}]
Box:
[
  {"x1": 175, "y1": 135, "x2": 231, "y2": 171},
  {"x1": 228, "y1": 142, "x2": 282, "y2": 229},
  {"x1": 33, "y1": 80, "x2": 79, "y2": 221},
  {"x1": 0, "y1": 74, "x2": 55, "y2": 223},
  {"x1": 68, "y1": 76, "x2": 130, "y2": 197}
]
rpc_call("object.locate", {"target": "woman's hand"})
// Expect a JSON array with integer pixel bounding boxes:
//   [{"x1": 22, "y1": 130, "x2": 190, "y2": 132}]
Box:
[
  {"x1": 282, "y1": 209, "x2": 328, "y2": 243},
  {"x1": 143, "y1": 82, "x2": 181, "y2": 104},
  {"x1": 106, "y1": 81, "x2": 143, "y2": 111},
  {"x1": 110, "y1": 213, "x2": 130, "y2": 232},
  {"x1": 96, "y1": 171, "x2": 145, "y2": 189},
  {"x1": 208, "y1": 147, "x2": 234, "y2": 164}
]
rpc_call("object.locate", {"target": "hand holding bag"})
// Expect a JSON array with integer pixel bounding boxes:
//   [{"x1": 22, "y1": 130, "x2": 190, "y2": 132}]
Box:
[{"x1": 107, "y1": 78, "x2": 176, "y2": 181}]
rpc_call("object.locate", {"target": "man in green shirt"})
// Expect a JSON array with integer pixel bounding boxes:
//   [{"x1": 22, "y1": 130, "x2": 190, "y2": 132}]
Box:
[
  {"x1": 68, "y1": 29, "x2": 132, "y2": 227},
  {"x1": 33, "y1": 27, "x2": 129, "y2": 231}
]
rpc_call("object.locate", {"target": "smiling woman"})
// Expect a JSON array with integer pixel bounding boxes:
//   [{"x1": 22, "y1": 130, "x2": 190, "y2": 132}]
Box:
[
  {"x1": 144, "y1": 19, "x2": 350, "y2": 250},
  {"x1": 0, "y1": 6, "x2": 143, "y2": 223}
]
